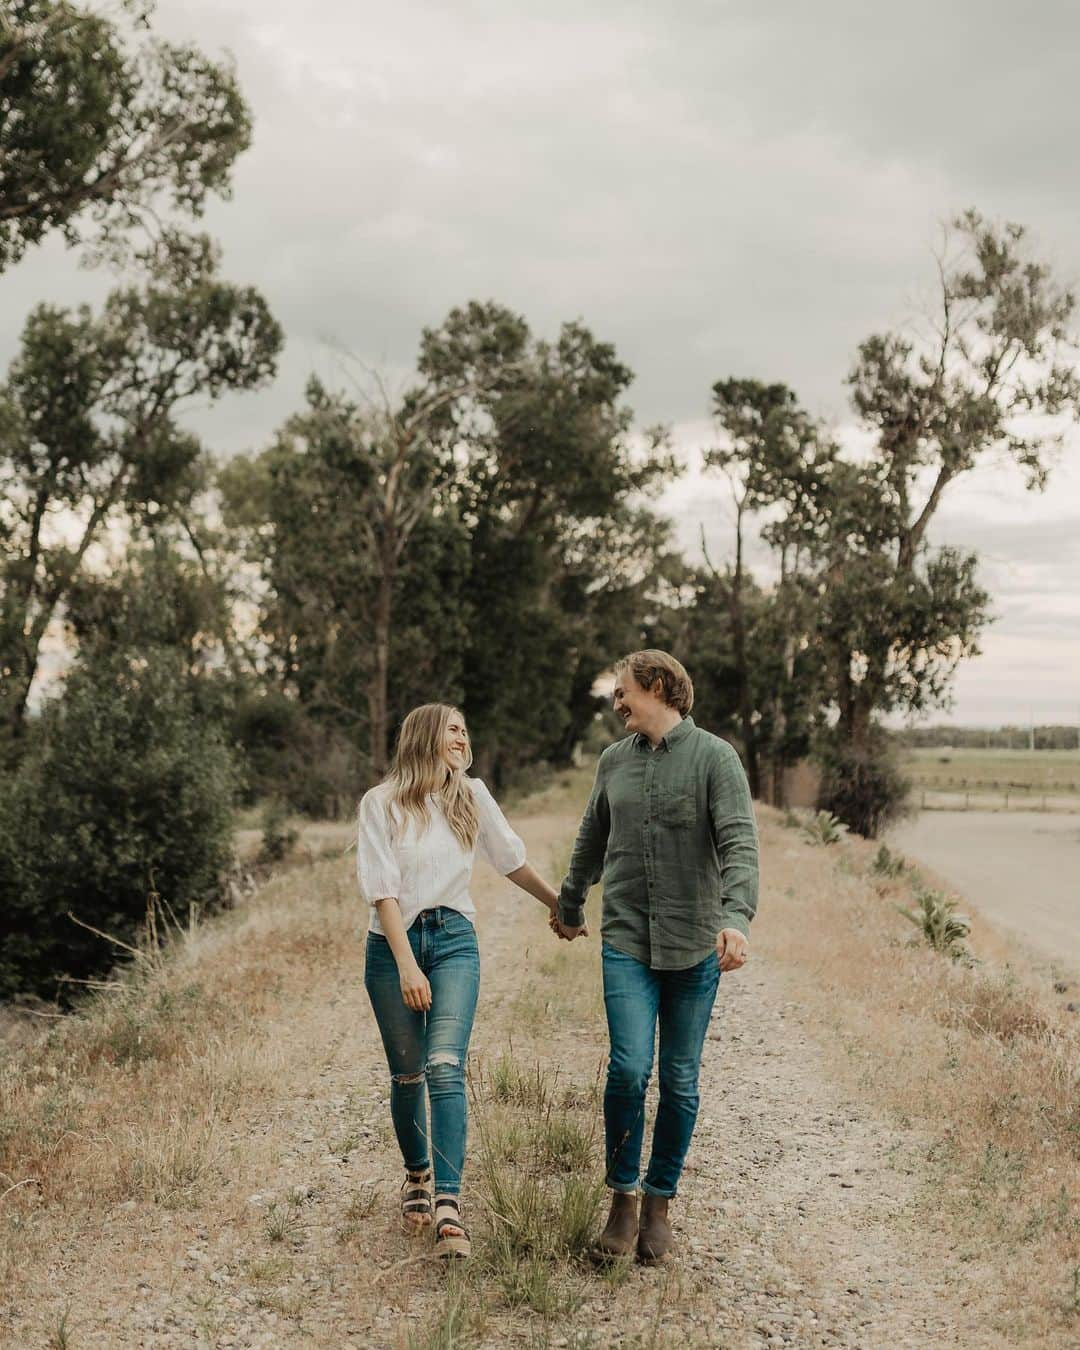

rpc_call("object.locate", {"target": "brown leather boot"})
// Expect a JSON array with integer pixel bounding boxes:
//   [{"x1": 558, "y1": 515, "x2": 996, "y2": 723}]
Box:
[
  {"x1": 637, "y1": 1193, "x2": 674, "y2": 1265},
  {"x1": 589, "y1": 1190, "x2": 638, "y2": 1263}
]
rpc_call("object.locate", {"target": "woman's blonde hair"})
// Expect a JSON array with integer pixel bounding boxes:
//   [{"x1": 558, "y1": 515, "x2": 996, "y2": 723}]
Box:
[
  {"x1": 614, "y1": 649, "x2": 694, "y2": 716},
  {"x1": 386, "y1": 703, "x2": 479, "y2": 851}
]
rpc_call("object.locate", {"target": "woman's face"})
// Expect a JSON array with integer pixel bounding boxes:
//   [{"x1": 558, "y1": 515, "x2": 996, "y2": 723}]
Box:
[{"x1": 442, "y1": 711, "x2": 470, "y2": 771}]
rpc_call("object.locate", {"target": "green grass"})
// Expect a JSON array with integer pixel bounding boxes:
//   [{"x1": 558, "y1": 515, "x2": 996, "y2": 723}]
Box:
[{"x1": 902, "y1": 748, "x2": 1080, "y2": 797}]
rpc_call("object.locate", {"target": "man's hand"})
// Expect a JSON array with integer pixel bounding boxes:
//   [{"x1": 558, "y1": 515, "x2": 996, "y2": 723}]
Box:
[
  {"x1": 716, "y1": 928, "x2": 749, "y2": 972},
  {"x1": 548, "y1": 911, "x2": 589, "y2": 941},
  {"x1": 399, "y1": 960, "x2": 433, "y2": 1011}
]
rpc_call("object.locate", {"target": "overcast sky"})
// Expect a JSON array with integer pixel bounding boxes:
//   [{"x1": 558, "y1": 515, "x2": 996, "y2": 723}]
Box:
[{"x1": 2, "y1": 0, "x2": 1078, "y2": 725}]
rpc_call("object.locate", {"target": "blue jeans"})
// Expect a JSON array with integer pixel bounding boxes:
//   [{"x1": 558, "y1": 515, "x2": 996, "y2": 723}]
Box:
[
  {"x1": 602, "y1": 942, "x2": 720, "y2": 1198},
  {"x1": 363, "y1": 907, "x2": 480, "y2": 1196}
]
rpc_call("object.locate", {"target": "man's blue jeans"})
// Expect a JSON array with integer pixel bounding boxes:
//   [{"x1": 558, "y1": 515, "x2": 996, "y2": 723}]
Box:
[
  {"x1": 364, "y1": 907, "x2": 480, "y2": 1196},
  {"x1": 602, "y1": 942, "x2": 720, "y2": 1198}
]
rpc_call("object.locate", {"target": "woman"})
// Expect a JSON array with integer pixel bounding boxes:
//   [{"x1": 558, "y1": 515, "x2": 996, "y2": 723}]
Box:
[{"x1": 357, "y1": 703, "x2": 560, "y2": 1259}]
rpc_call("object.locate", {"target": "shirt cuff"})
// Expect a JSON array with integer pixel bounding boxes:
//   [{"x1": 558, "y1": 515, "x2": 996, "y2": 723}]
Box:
[
  {"x1": 718, "y1": 911, "x2": 751, "y2": 940},
  {"x1": 557, "y1": 883, "x2": 586, "y2": 928}
]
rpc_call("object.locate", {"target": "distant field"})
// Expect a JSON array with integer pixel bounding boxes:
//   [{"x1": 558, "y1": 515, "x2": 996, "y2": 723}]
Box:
[{"x1": 902, "y1": 747, "x2": 1080, "y2": 802}]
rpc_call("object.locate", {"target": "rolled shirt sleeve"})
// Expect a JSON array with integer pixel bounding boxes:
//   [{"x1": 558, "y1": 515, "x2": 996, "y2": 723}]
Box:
[
  {"x1": 356, "y1": 788, "x2": 401, "y2": 905},
  {"x1": 471, "y1": 778, "x2": 527, "y2": 875},
  {"x1": 708, "y1": 744, "x2": 759, "y2": 939},
  {"x1": 557, "y1": 760, "x2": 610, "y2": 928}
]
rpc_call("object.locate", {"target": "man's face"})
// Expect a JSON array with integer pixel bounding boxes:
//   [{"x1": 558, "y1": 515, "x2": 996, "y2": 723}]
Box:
[{"x1": 612, "y1": 668, "x2": 662, "y2": 736}]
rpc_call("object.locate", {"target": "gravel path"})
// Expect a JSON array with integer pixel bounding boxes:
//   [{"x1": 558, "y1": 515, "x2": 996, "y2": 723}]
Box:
[{"x1": 15, "y1": 808, "x2": 1020, "y2": 1348}]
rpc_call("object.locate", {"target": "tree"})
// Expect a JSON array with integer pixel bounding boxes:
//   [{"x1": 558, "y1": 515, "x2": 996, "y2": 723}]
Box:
[
  {"x1": 417, "y1": 301, "x2": 680, "y2": 781},
  {"x1": 700, "y1": 379, "x2": 825, "y2": 800},
  {"x1": 0, "y1": 0, "x2": 250, "y2": 271},
  {"x1": 0, "y1": 634, "x2": 238, "y2": 1002},
  {"x1": 828, "y1": 209, "x2": 1079, "y2": 752},
  {"x1": 220, "y1": 373, "x2": 474, "y2": 787},
  {"x1": 0, "y1": 231, "x2": 281, "y2": 748}
]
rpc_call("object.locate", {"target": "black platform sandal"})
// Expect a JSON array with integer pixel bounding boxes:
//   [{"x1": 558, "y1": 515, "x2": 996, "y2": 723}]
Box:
[
  {"x1": 433, "y1": 1194, "x2": 470, "y2": 1260},
  {"x1": 400, "y1": 1168, "x2": 433, "y2": 1234}
]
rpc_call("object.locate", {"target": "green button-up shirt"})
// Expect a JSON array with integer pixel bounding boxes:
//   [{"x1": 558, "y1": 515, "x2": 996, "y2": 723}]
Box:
[{"x1": 557, "y1": 716, "x2": 759, "y2": 970}]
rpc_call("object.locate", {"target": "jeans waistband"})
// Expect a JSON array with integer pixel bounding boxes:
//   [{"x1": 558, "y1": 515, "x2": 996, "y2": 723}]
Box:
[{"x1": 416, "y1": 906, "x2": 455, "y2": 927}]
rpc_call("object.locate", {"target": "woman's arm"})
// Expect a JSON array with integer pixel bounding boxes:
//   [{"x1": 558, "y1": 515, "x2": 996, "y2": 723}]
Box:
[
  {"x1": 505, "y1": 862, "x2": 559, "y2": 912},
  {"x1": 373, "y1": 898, "x2": 432, "y2": 1011}
]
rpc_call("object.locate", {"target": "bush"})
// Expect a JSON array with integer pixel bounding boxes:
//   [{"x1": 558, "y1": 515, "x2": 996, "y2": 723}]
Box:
[
  {"x1": 231, "y1": 690, "x2": 363, "y2": 819},
  {"x1": 0, "y1": 648, "x2": 238, "y2": 1002},
  {"x1": 815, "y1": 731, "x2": 911, "y2": 838},
  {"x1": 257, "y1": 798, "x2": 298, "y2": 864},
  {"x1": 897, "y1": 886, "x2": 972, "y2": 962},
  {"x1": 800, "y1": 810, "x2": 849, "y2": 847}
]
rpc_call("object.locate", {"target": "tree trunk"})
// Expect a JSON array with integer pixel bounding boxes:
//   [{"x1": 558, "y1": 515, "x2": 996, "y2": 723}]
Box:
[
  {"x1": 729, "y1": 513, "x2": 761, "y2": 798},
  {"x1": 369, "y1": 563, "x2": 393, "y2": 780}
]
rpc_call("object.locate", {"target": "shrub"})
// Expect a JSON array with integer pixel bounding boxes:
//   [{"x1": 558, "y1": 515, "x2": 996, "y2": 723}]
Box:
[
  {"x1": 257, "y1": 798, "x2": 298, "y2": 864},
  {"x1": 897, "y1": 886, "x2": 972, "y2": 961},
  {"x1": 800, "y1": 810, "x2": 849, "y2": 847},
  {"x1": 871, "y1": 842, "x2": 907, "y2": 878},
  {"x1": 815, "y1": 731, "x2": 911, "y2": 838},
  {"x1": 0, "y1": 648, "x2": 238, "y2": 1002},
  {"x1": 231, "y1": 690, "x2": 363, "y2": 819}
]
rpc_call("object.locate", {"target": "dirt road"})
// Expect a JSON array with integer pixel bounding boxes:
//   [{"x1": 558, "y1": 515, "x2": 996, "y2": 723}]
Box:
[
  {"x1": 9, "y1": 801, "x2": 1040, "y2": 1348},
  {"x1": 888, "y1": 810, "x2": 1080, "y2": 975}
]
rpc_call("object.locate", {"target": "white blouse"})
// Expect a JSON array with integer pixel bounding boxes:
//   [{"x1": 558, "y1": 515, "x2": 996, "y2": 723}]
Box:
[{"x1": 356, "y1": 777, "x2": 527, "y2": 934}]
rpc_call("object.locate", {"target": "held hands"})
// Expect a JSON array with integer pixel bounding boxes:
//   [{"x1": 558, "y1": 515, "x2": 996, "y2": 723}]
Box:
[
  {"x1": 716, "y1": 928, "x2": 749, "y2": 973},
  {"x1": 548, "y1": 908, "x2": 589, "y2": 942},
  {"x1": 399, "y1": 960, "x2": 433, "y2": 1011}
]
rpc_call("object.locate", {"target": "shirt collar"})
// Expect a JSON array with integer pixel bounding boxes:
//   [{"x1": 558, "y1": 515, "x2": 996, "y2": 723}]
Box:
[{"x1": 634, "y1": 714, "x2": 695, "y2": 752}]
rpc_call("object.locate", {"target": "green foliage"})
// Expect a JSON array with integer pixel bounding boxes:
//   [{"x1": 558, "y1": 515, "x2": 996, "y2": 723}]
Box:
[
  {"x1": 800, "y1": 810, "x2": 849, "y2": 847},
  {"x1": 0, "y1": 234, "x2": 281, "y2": 747},
  {"x1": 897, "y1": 887, "x2": 972, "y2": 961},
  {"x1": 694, "y1": 211, "x2": 1079, "y2": 806},
  {"x1": 222, "y1": 302, "x2": 679, "y2": 789},
  {"x1": 0, "y1": 1, "x2": 251, "y2": 271},
  {"x1": 871, "y1": 843, "x2": 907, "y2": 878},
  {"x1": 418, "y1": 301, "x2": 680, "y2": 782},
  {"x1": 816, "y1": 731, "x2": 910, "y2": 839},
  {"x1": 0, "y1": 643, "x2": 238, "y2": 1001},
  {"x1": 257, "y1": 799, "x2": 298, "y2": 865}
]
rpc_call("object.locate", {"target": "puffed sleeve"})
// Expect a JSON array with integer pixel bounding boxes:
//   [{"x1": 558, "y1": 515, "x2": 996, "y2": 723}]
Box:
[
  {"x1": 356, "y1": 788, "x2": 401, "y2": 904},
  {"x1": 470, "y1": 778, "x2": 527, "y2": 875}
]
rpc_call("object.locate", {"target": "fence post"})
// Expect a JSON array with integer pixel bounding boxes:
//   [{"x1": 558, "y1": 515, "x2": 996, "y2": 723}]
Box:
[{"x1": 965, "y1": 792, "x2": 969, "y2": 811}]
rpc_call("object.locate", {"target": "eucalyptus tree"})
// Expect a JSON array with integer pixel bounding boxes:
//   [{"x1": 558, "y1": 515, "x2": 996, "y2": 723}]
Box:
[
  {"x1": 828, "y1": 208, "x2": 1079, "y2": 753},
  {"x1": 0, "y1": 232, "x2": 281, "y2": 746},
  {"x1": 220, "y1": 372, "x2": 475, "y2": 785},
  {"x1": 0, "y1": 0, "x2": 250, "y2": 270},
  {"x1": 699, "y1": 378, "x2": 828, "y2": 800},
  {"x1": 417, "y1": 301, "x2": 679, "y2": 780}
]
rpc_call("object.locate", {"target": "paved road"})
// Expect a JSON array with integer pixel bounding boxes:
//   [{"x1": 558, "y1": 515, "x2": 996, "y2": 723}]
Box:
[{"x1": 888, "y1": 810, "x2": 1080, "y2": 973}]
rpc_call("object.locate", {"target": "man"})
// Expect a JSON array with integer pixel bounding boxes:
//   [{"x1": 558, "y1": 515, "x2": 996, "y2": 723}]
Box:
[{"x1": 555, "y1": 649, "x2": 758, "y2": 1264}]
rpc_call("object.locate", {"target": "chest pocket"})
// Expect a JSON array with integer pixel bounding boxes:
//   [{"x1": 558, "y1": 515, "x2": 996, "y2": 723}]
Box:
[{"x1": 660, "y1": 790, "x2": 697, "y2": 829}]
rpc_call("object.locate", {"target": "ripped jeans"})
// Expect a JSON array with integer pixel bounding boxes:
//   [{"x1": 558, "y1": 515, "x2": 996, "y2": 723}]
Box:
[{"x1": 364, "y1": 907, "x2": 480, "y2": 1195}]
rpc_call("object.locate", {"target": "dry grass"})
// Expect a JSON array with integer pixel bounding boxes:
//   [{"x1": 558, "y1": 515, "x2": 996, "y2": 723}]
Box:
[
  {"x1": 0, "y1": 859, "x2": 359, "y2": 1298},
  {"x1": 762, "y1": 807, "x2": 1080, "y2": 1341}
]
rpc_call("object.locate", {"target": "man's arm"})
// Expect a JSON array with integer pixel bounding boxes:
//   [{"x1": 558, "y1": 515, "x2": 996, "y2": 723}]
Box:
[
  {"x1": 556, "y1": 762, "x2": 611, "y2": 929},
  {"x1": 708, "y1": 744, "x2": 759, "y2": 940}
]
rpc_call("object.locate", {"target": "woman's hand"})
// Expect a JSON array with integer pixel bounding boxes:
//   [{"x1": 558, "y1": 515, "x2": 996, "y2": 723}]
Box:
[{"x1": 399, "y1": 960, "x2": 432, "y2": 1011}]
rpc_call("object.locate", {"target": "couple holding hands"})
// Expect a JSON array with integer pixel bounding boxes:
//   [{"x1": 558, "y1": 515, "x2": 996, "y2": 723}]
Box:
[{"x1": 356, "y1": 650, "x2": 759, "y2": 1264}]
